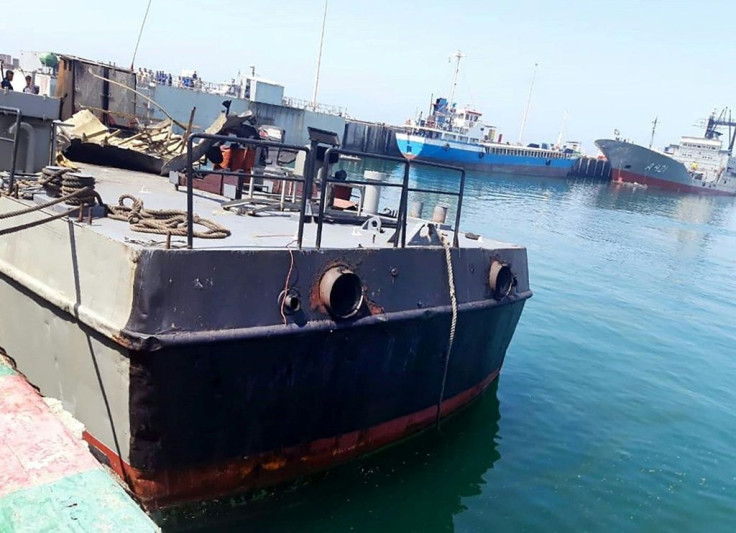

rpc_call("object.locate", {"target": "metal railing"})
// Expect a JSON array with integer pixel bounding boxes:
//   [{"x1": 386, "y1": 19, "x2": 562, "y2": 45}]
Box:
[
  {"x1": 186, "y1": 133, "x2": 313, "y2": 249},
  {"x1": 184, "y1": 134, "x2": 466, "y2": 250},
  {"x1": 316, "y1": 148, "x2": 465, "y2": 249},
  {"x1": 0, "y1": 106, "x2": 22, "y2": 192}
]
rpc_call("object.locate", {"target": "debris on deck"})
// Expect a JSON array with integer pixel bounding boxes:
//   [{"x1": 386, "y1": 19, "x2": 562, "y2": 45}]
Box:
[{"x1": 60, "y1": 109, "x2": 190, "y2": 176}]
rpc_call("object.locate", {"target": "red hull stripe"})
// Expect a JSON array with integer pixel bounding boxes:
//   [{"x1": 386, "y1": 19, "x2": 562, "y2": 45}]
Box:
[
  {"x1": 84, "y1": 368, "x2": 501, "y2": 509},
  {"x1": 613, "y1": 169, "x2": 736, "y2": 196}
]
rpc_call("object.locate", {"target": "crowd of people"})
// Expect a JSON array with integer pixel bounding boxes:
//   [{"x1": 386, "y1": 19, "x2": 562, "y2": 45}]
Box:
[
  {"x1": 137, "y1": 68, "x2": 202, "y2": 90},
  {"x1": 1, "y1": 70, "x2": 40, "y2": 94}
]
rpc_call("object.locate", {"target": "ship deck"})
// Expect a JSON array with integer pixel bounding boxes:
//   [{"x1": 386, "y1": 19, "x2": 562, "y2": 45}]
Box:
[{"x1": 12, "y1": 164, "x2": 518, "y2": 252}]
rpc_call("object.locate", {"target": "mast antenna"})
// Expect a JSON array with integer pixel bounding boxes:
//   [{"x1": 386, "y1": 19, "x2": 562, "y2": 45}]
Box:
[
  {"x1": 311, "y1": 0, "x2": 329, "y2": 110},
  {"x1": 131, "y1": 0, "x2": 153, "y2": 70},
  {"x1": 448, "y1": 50, "x2": 465, "y2": 107},
  {"x1": 649, "y1": 116, "x2": 658, "y2": 150},
  {"x1": 555, "y1": 110, "x2": 568, "y2": 148},
  {"x1": 519, "y1": 62, "x2": 538, "y2": 144}
]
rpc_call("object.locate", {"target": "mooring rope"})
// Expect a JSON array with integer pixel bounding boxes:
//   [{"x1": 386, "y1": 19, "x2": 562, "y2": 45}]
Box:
[
  {"x1": 0, "y1": 187, "x2": 96, "y2": 220},
  {"x1": 0, "y1": 208, "x2": 78, "y2": 236},
  {"x1": 435, "y1": 232, "x2": 458, "y2": 429},
  {"x1": 107, "y1": 194, "x2": 231, "y2": 239}
]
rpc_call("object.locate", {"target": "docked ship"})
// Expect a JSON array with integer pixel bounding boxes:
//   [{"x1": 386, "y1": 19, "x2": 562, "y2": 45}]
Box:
[
  {"x1": 0, "y1": 92, "x2": 532, "y2": 509},
  {"x1": 596, "y1": 111, "x2": 736, "y2": 196},
  {"x1": 395, "y1": 53, "x2": 579, "y2": 177}
]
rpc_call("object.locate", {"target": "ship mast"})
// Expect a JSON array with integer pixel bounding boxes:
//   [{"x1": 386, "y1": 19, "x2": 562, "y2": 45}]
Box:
[
  {"x1": 649, "y1": 116, "x2": 658, "y2": 150},
  {"x1": 448, "y1": 50, "x2": 464, "y2": 107},
  {"x1": 311, "y1": 0, "x2": 329, "y2": 110},
  {"x1": 519, "y1": 63, "x2": 538, "y2": 144},
  {"x1": 130, "y1": 0, "x2": 153, "y2": 69}
]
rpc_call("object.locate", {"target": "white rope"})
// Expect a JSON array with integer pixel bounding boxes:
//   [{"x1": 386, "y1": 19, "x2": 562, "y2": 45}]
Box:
[{"x1": 436, "y1": 231, "x2": 458, "y2": 428}]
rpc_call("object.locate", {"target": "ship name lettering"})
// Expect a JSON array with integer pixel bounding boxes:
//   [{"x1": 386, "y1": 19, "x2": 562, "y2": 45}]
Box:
[{"x1": 644, "y1": 163, "x2": 668, "y2": 173}]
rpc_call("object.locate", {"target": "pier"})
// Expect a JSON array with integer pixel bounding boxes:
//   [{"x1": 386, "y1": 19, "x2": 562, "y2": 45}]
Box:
[
  {"x1": 568, "y1": 156, "x2": 611, "y2": 179},
  {"x1": 342, "y1": 119, "x2": 401, "y2": 156},
  {"x1": 0, "y1": 354, "x2": 158, "y2": 531}
]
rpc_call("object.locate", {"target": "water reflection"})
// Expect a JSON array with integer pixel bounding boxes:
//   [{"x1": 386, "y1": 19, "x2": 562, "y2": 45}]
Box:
[
  {"x1": 335, "y1": 159, "x2": 584, "y2": 226},
  {"x1": 169, "y1": 383, "x2": 503, "y2": 532},
  {"x1": 595, "y1": 182, "x2": 736, "y2": 226}
]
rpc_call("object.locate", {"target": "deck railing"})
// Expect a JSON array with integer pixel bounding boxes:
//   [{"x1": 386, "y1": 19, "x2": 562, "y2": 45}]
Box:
[{"x1": 184, "y1": 134, "x2": 465, "y2": 250}]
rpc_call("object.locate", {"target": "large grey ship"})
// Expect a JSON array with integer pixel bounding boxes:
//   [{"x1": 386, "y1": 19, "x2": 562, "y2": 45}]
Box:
[{"x1": 596, "y1": 111, "x2": 736, "y2": 196}]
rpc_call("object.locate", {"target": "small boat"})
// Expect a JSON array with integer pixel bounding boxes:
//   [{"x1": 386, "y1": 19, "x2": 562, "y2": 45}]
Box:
[
  {"x1": 0, "y1": 94, "x2": 532, "y2": 509},
  {"x1": 596, "y1": 111, "x2": 736, "y2": 196}
]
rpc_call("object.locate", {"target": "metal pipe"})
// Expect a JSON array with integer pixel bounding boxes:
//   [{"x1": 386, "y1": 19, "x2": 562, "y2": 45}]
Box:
[
  {"x1": 398, "y1": 162, "x2": 411, "y2": 248},
  {"x1": 9, "y1": 121, "x2": 35, "y2": 173},
  {"x1": 452, "y1": 170, "x2": 466, "y2": 247},
  {"x1": 186, "y1": 135, "x2": 194, "y2": 248},
  {"x1": 297, "y1": 142, "x2": 317, "y2": 249},
  {"x1": 315, "y1": 150, "x2": 333, "y2": 249},
  {"x1": 0, "y1": 106, "x2": 22, "y2": 192}
]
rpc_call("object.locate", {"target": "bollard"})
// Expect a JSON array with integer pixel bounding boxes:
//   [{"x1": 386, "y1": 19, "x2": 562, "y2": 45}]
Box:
[
  {"x1": 432, "y1": 204, "x2": 448, "y2": 224},
  {"x1": 361, "y1": 171, "x2": 387, "y2": 215},
  {"x1": 409, "y1": 201, "x2": 424, "y2": 219}
]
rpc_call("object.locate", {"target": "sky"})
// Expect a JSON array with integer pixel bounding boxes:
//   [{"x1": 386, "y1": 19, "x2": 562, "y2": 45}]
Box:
[{"x1": 3, "y1": 0, "x2": 736, "y2": 154}]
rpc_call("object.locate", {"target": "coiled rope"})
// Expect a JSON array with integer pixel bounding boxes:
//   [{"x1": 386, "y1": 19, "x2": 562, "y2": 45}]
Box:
[
  {"x1": 436, "y1": 233, "x2": 458, "y2": 428},
  {"x1": 107, "y1": 194, "x2": 231, "y2": 239},
  {"x1": 38, "y1": 166, "x2": 72, "y2": 198},
  {"x1": 61, "y1": 174, "x2": 98, "y2": 206}
]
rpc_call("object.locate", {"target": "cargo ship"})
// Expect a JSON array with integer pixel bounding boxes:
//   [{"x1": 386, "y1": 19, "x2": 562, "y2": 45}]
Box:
[
  {"x1": 596, "y1": 111, "x2": 736, "y2": 196},
  {"x1": 395, "y1": 53, "x2": 579, "y2": 177},
  {"x1": 0, "y1": 93, "x2": 532, "y2": 509}
]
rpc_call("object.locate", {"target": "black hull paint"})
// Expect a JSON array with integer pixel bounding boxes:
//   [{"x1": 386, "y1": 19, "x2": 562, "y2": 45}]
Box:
[{"x1": 128, "y1": 297, "x2": 526, "y2": 471}]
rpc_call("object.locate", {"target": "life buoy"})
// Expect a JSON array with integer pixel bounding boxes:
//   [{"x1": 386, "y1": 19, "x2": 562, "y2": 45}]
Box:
[{"x1": 443, "y1": 143, "x2": 450, "y2": 151}]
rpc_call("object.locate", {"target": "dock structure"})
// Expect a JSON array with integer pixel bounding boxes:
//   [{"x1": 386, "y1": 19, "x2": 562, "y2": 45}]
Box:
[
  {"x1": 342, "y1": 119, "x2": 401, "y2": 156},
  {"x1": 0, "y1": 356, "x2": 158, "y2": 532},
  {"x1": 568, "y1": 156, "x2": 611, "y2": 179}
]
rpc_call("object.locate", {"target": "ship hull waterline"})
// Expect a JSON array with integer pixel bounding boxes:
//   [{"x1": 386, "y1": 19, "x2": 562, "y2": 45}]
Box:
[{"x1": 397, "y1": 135, "x2": 576, "y2": 178}]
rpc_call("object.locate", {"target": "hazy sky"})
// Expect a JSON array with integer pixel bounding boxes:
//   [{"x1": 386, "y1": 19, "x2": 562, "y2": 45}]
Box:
[{"x1": 4, "y1": 0, "x2": 735, "y2": 153}]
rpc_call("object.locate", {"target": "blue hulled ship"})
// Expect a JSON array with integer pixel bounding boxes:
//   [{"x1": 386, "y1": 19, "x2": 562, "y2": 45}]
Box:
[{"x1": 396, "y1": 97, "x2": 579, "y2": 177}]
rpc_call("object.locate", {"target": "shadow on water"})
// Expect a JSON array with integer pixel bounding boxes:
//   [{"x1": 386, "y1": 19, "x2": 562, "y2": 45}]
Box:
[{"x1": 163, "y1": 382, "x2": 503, "y2": 533}]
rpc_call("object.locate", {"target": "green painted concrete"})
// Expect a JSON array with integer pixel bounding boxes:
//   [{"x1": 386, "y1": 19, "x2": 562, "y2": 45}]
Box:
[{"x1": 0, "y1": 469, "x2": 158, "y2": 532}]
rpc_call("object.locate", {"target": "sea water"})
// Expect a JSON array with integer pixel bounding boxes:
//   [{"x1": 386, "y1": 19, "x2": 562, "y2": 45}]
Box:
[{"x1": 185, "y1": 160, "x2": 736, "y2": 532}]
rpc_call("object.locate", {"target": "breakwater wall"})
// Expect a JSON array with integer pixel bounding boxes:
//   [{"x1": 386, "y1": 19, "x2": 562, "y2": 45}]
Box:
[
  {"x1": 145, "y1": 85, "x2": 402, "y2": 156},
  {"x1": 144, "y1": 85, "x2": 346, "y2": 147},
  {"x1": 342, "y1": 120, "x2": 401, "y2": 156},
  {"x1": 569, "y1": 156, "x2": 611, "y2": 179}
]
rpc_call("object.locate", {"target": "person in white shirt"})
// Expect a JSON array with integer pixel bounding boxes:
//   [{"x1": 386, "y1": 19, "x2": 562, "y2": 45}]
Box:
[{"x1": 22, "y1": 75, "x2": 39, "y2": 94}]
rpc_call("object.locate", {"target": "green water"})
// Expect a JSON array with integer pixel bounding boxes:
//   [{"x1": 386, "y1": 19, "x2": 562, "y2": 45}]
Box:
[{"x1": 178, "y1": 162, "x2": 736, "y2": 532}]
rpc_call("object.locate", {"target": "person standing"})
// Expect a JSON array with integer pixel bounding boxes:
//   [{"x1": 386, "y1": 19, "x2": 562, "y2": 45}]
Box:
[
  {"x1": 1, "y1": 70, "x2": 14, "y2": 90},
  {"x1": 22, "y1": 75, "x2": 39, "y2": 94}
]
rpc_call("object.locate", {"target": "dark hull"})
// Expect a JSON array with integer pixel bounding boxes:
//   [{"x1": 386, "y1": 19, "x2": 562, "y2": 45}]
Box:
[
  {"x1": 596, "y1": 138, "x2": 736, "y2": 196},
  {"x1": 86, "y1": 296, "x2": 525, "y2": 508}
]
